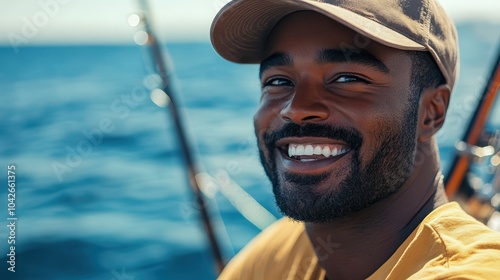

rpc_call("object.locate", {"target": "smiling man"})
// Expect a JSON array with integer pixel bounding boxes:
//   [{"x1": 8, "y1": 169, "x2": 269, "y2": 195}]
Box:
[{"x1": 210, "y1": 0, "x2": 500, "y2": 279}]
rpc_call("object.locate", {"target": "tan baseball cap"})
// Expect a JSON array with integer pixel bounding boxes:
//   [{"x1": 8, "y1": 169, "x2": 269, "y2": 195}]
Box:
[{"x1": 210, "y1": 0, "x2": 459, "y2": 90}]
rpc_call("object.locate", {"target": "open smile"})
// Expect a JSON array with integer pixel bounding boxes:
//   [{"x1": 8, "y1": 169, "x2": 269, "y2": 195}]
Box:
[{"x1": 275, "y1": 137, "x2": 352, "y2": 174}]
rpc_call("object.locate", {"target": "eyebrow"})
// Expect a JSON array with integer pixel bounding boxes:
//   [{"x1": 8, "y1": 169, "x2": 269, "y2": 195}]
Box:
[
  {"x1": 259, "y1": 52, "x2": 292, "y2": 78},
  {"x1": 317, "y1": 49, "x2": 390, "y2": 73},
  {"x1": 259, "y1": 48, "x2": 390, "y2": 78}
]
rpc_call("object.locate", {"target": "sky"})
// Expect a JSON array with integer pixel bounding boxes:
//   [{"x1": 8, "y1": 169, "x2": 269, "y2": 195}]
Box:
[{"x1": 1, "y1": 0, "x2": 500, "y2": 46}]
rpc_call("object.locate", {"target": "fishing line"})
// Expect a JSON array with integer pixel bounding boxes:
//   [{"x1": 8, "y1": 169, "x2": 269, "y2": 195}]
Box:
[{"x1": 132, "y1": 0, "x2": 226, "y2": 273}]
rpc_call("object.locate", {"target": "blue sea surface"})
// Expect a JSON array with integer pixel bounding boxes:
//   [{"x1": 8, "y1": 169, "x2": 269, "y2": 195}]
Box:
[{"x1": 0, "y1": 22, "x2": 499, "y2": 279}]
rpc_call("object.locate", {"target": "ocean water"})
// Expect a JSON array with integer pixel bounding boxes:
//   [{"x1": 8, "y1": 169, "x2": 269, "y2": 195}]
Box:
[{"x1": 0, "y1": 22, "x2": 499, "y2": 279}]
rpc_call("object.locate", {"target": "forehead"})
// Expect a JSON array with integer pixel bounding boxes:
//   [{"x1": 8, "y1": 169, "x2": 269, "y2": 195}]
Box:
[
  {"x1": 261, "y1": 11, "x2": 412, "y2": 74},
  {"x1": 263, "y1": 11, "x2": 359, "y2": 54}
]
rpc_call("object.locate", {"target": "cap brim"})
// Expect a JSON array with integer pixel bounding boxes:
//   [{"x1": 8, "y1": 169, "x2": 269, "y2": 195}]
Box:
[{"x1": 211, "y1": 0, "x2": 426, "y2": 63}]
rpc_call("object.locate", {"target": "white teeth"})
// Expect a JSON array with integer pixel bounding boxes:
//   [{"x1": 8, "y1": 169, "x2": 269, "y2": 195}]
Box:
[
  {"x1": 322, "y1": 146, "x2": 331, "y2": 157},
  {"x1": 313, "y1": 146, "x2": 322, "y2": 155},
  {"x1": 304, "y1": 145, "x2": 314, "y2": 155},
  {"x1": 287, "y1": 144, "x2": 350, "y2": 159},
  {"x1": 296, "y1": 145, "x2": 305, "y2": 154}
]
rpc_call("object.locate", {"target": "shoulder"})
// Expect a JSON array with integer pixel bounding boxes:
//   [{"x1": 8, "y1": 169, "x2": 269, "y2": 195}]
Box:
[
  {"x1": 422, "y1": 202, "x2": 500, "y2": 258},
  {"x1": 217, "y1": 217, "x2": 324, "y2": 280},
  {"x1": 422, "y1": 202, "x2": 500, "y2": 278},
  {"x1": 388, "y1": 202, "x2": 500, "y2": 279}
]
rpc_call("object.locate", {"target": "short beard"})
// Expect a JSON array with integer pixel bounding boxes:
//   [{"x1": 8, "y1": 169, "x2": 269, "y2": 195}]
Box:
[{"x1": 258, "y1": 102, "x2": 419, "y2": 223}]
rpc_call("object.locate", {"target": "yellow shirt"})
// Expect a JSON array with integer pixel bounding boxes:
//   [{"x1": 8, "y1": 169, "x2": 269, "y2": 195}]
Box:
[{"x1": 218, "y1": 202, "x2": 500, "y2": 279}]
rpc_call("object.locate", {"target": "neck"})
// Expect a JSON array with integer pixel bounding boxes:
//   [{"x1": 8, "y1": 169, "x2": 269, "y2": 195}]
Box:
[{"x1": 306, "y1": 139, "x2": 448, "y2": 280}]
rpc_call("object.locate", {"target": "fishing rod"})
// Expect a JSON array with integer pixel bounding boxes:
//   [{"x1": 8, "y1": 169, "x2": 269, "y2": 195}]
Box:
[
  {"x1": 133, "y1": 0, "x2": 225, "y2": 274},
  {"x1": 445, "y1": 44, "x2": 500, "y2": 198}
]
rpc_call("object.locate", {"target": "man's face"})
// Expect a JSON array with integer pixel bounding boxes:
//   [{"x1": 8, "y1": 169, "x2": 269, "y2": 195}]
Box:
[{"x1": 254, "y1": 11, "x2": 420, "y2": 223}]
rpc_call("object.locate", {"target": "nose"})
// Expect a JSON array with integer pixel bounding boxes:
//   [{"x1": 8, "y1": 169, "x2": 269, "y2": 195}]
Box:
[{"x1": 280, "y1": 83, "x2": 330, "y2": 124}]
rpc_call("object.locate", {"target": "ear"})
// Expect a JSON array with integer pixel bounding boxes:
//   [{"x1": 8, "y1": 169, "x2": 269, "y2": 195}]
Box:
[{"x1": 417, "y1": 84, "x2": 451, "y2": 142}]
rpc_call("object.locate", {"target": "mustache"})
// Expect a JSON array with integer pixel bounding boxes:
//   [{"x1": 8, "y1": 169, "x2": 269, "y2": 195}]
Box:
[{"x1": 264, "y1": 123, "x2": 363, "y2": 150}]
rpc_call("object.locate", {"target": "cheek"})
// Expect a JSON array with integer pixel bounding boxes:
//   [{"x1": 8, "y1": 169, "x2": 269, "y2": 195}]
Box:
[
  {"x1": 253, "y1": 105, "x2": 271, "y2": 150},
  {"x1": 254, "y1": 97, "x2": 284, "y2": 135},
  {"x1": 355, "y1": 110, "x2": 403, "y2": 165}
]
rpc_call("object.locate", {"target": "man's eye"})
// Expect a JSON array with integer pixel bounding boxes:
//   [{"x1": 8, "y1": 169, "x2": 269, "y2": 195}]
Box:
[
  {"x1": 333, "y1": 75, "x2": 367, "y2": 83},
  {"x1": 263, "y1": 78, "x2": 294, "y2": 87}
]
